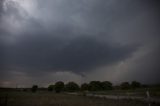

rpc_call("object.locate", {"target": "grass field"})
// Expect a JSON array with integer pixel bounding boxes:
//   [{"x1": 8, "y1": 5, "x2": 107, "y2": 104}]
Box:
[
  {"x1": 0, "y1": 91, "x2": 160, "y2": 106},
  {"x1": 88, "y1": 88, "x2": 160, "y2": 97}
]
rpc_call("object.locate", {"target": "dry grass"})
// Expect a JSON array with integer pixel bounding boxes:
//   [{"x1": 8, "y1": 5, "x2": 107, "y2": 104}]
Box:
[{"x1": 0, "y1": 91, "x2": 159, "y2": 106}]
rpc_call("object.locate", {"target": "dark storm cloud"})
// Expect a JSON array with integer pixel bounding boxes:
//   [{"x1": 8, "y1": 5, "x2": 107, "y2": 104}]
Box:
[
  {"x1": 4, "y1": 34, "x2": 136, "y2": 73},
  {"x1": 0, "y1": 0, "x2": 5, "y2": 69},
  {"x1": 0, "y1": 0, "x2": 139, "y2": 73},
  {"x1": 0, "y1": 0, "x2": 160, "y2": 86},
  {"x1": 0, "y1": 1, "x2": 3, "y2": 15}
]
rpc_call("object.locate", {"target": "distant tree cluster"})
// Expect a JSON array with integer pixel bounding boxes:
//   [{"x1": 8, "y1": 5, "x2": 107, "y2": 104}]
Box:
[
  {"x1": 47, "y1": 81, "x2": 113, "y2": 93},
  {"x1": 31, "y1": 85, "x2": 38, "y2": 92},
  {"x1": 48, "y1": 81, "x2": 79, "y2": 93},
  {"x1": 120, "y1": 81, "x2": 141, "y2": 90},
  {"x1": 86, "y1": 81, "x2": 113, "y2": 91},
  {"x1": 31, "y1": 81, "x2": 142, "y2": 93}
]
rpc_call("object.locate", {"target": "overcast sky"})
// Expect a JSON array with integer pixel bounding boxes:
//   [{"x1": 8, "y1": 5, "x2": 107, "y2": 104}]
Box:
[{"x1": 0, "y1": 0, "x2": 160, "y2": 87}]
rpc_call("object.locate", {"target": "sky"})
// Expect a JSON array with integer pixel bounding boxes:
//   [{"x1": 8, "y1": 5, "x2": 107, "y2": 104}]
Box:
[{"x1": 0, "y1": 0, "x2": 160, "y2": 87}]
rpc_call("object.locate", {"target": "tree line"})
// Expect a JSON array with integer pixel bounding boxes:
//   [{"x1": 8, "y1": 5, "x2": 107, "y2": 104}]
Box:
[{"x1": 31, "y1": 81, "x2": 142, "y2": 93}]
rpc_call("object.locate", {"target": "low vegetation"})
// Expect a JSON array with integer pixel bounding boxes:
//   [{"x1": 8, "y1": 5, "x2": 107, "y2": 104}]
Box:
[
  {"x1": 1, "y1": 91, "x2": 158, "y2": 106},
  {"x1": 0, "y1": 81, "x2": 159, "y2": 106}
]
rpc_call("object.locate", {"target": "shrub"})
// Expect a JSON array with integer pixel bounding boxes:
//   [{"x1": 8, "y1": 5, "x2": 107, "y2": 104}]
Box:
[
  {"x1": 65, "y1": 82, "x2": 79, "y2": 92},
  {"x1": 54, "y1": 81, "x2": 64, "y2": 93},
  {"x1": 48, "y1": 85, "x2": 55, "y2": 92},
  {"x1": 31, "y1": 85, "x2": 38, "y2": 92}
]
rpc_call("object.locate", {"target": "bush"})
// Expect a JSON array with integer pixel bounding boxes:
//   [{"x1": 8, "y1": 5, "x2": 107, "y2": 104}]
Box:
[
  {"x1": 89, "y1": 81, "x2": 102, "y2": 91},
  {"x1": 54, "y1": 81, "x2": 64, "y2": 93},
  {"x1": 120, "y1": 82, "x2": 130, "y2": 90},
  {"x1": 65, "y1": 82, "x2": 79, "y2": 92},
  {"x1": 81, "y1": 83, "x2": 89, "y2": 91},
  {"x1": 131, "y1": 81, "x2": 141, "y2": 89},
  {"x1": 48, "y1": 85, "x2": 55, "y2": 92},
  {"x1": 31, "y1": 85, "x2": 38, "y2": 92},
  {"x1": 101, "y1": 81, "x2": 113, "y2": 90}
]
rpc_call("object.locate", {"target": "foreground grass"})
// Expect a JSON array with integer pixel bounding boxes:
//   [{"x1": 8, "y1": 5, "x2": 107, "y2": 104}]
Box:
[
  {"x1": 89, "y1": 87, "x2": 160, "y2": 97},
  {"x1": 0, "y1": 91, "x2": 159, "y2": 106}
]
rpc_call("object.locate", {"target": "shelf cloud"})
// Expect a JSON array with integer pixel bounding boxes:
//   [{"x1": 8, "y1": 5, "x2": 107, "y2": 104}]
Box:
[{"x1": 0, "y1": 0, "x2": 160, "y2": 87}]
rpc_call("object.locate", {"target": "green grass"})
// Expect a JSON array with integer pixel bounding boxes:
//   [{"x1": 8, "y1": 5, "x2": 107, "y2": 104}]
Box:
[{"x1": 0, "y1": 91, "x2": 159, "y2": 106}]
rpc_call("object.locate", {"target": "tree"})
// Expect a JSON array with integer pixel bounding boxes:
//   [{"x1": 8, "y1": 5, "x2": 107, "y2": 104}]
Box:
[
  {"x1": 54, "y1": 81, "x2": 64, "y2": 93},
  {"x1": 89, "y1": 81, "x2": 102, "y2": 91},
  {"x1": 31, "y1": 85, "x2": 38, "y2": 92},
  {"x1": 65, "y1": 82, "x2": 79, "y2": 92},
  {"x1": 101, "y1": 81, "x2": 113, "y2": 90},
  {"x1": 131, "y1": 81, "x2": 141, "y2": 89},
  {"x1": 120, "y1": 82, "x2": 130, "y2": 90},
  {"x1": 48, "y1": 85, "x2": 55, "y2": 92},
  {"x1": 81, "y1": 83, "x2": 89, "y2": 91}
]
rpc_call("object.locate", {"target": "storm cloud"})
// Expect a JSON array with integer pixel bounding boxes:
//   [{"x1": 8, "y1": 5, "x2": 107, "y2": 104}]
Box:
[{"x1": 0, "y1": 0, "x2": 160, "y2": 87}]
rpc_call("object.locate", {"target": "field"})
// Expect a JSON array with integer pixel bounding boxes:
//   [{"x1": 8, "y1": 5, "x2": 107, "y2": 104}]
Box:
[
  {"x1": 89, "y1": 87, "x2": 160, "y2": 97},
  {"x1": 0, "y1": 91, "x2": 160, "y2": 106}
]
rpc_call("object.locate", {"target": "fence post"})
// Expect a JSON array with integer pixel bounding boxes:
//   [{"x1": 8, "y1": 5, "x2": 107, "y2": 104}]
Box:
[{"x1": 146, "y1": 91, "x2": 151, "y2": 106}]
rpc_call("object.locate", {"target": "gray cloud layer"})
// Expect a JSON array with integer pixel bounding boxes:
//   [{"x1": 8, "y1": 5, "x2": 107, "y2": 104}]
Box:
[{"x1": 0, "y1": 0, "x2": 160, "y2": 87}]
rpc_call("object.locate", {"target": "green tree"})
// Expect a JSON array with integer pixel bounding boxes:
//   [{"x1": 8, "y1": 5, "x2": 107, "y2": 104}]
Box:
[
  {"x1": 81, "y1": 83, "x2": 89, "y2": 91},
  {"x1": 65, "y1": 82, "x2": 79, "y2": 92},
  {"x1": 48, "y1": 85, "x2": 55, "y2": 92},
  {"x1": 31, "y1": 85, "x2": 38, "y2": 92},
  {"x1": 54, "y1": 81, "x2": 64, "y2": 93},
  {"x1": 120, "y1": 82, "x2": 130, "y2": 90},
  {"x1": 89, "y1": 81, "x2": 102, "y2": 91},
  {"x1": 101, "y1": 81, "x2": 113, "y2": 90},
  {"x1": 131, "y1": 81, "x2": 141, "y2": 89}
]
